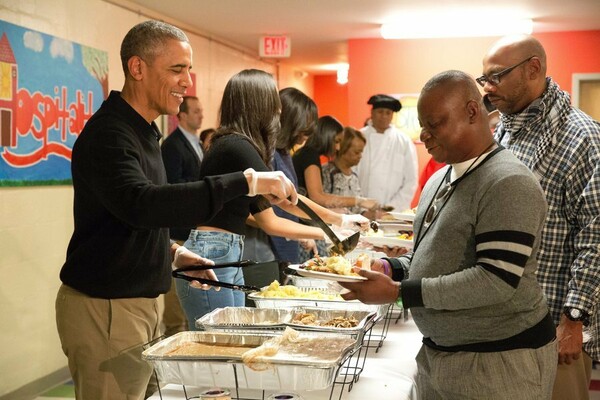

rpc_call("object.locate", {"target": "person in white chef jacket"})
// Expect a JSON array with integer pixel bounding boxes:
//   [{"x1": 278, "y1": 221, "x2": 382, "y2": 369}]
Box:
[{"x1": 357, "y1": 94, "x2": 419, "y2": 212}]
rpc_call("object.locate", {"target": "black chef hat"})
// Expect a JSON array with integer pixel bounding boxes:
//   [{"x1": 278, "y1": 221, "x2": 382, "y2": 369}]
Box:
[{"x1": 367, "y1": 94, "x2": 402, "y2": 112}]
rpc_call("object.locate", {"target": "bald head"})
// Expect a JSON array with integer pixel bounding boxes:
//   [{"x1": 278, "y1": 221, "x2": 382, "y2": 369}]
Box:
[
  {"x1": 485, "y1": 34, "x2": 547, "y2": 75},
  {"x1": 418, "y1": 70, "x2": 494, "y2": 164},
  {"x1": 480, "y1": 35, "x2": 548, "y2": 115}
]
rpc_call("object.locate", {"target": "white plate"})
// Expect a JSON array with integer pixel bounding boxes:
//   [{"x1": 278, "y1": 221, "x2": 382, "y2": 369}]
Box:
[
  {"x1": 360, "y1": 235, "x2": 414, "y2": 249},
  {"x1": 374, "y1": 222, "x2": 414, "y2": 232},
  {"x1": 387, "y1": 211, "x2": 416, "y2": 222},
  {"x1": 288, "y1": 264, "x2": 367, "y2": 282}
]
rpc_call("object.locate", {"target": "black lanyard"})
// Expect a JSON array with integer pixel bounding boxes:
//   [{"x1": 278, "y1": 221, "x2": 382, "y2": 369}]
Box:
[{"x1": 413, "y1": 145, "x2": 504, "y2": 253}]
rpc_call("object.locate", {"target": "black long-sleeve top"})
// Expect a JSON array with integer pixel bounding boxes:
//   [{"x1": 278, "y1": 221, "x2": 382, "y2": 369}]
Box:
[
  {"x1": 199, "y1": 134, "x2": 271, "y2": 234},
  {"x1": 60, "y1": 91, "x2": 248, "y2": 299}
]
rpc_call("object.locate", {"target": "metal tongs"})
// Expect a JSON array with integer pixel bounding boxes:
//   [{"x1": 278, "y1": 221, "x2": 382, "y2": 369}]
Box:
[
  {"x1": 295, "y1": 198, "x2": 360, "y2": 256},
  {"x1": 172, "y1": 260, "x2": 261, "y2": 293}
]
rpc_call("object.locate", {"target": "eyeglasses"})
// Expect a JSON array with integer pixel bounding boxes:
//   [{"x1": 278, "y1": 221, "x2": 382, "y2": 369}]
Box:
[
  {"x1": 476, "y1": 56, "x2": 535, "y2": 87},
  {"x1": 423, "y1": 181, "x2": 454, "y2": 228}
]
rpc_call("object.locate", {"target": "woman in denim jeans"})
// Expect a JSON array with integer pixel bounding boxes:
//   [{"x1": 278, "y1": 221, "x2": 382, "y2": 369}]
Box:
[{"x1": 176, "y1": 69, "x2": 369, "y2": 329}]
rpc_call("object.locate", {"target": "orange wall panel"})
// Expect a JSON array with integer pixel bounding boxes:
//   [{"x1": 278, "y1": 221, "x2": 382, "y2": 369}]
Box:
[
  {"x1": 343, "y1": 31, "x2": 600, "y2": 129},
  {"x1": 312, "y1": 30, "x2": 600, "y2": 206},
  {"x1": 313, "y1": 75, "x2": 349, "y2": 126},
  {"x1": 536, "y1": 31, "x2": 600, "y2": 94}
]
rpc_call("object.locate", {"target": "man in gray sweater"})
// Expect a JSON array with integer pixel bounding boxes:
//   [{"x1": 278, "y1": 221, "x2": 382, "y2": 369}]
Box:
[{"x1": 341, "y1": 70, "x2": 557, "y2": 399}]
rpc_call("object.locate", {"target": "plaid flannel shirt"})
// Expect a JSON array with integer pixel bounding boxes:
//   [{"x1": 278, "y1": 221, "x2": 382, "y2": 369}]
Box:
[{"x1": 495, "y1": 78, "x2": 600, "y2": 359}]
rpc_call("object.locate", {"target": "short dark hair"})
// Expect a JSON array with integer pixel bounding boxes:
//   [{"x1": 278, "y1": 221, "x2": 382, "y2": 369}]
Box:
[
  {"x1": 304, "y1": 115, "x2": 343, "y2": 157},
  {"x1": 421, "y1": 70, "x2": 481, "y2": 103},
  {"x1": 120, "y1": 20, "x2": 189, "y2": 77},
  {"x1": 277, "y1": 87, "x2": 318, "y2": 152},
  {"x1": 216, "y1": 69, "x2": 280, "y2": 165},
  {"x1": 178, "y1": 96, "x2": 199, "y2": 116}
]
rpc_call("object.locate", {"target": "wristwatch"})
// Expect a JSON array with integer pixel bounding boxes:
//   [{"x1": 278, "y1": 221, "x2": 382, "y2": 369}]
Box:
[{"x1": 563, "y1": 307, "x2": 590, "y2": 325}]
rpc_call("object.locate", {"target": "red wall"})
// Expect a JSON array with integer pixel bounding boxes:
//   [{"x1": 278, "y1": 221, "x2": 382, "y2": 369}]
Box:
[
  {"x1": 312, "y1": 30, "x2": 600, "y2": 130},
  {"x1": 311, "y1": 30, "x2": 600, "y2": 207},
  {"x1": 313, "y1": 75, "x2": 349, "y2": 126},
  {"x1": 536, "y1": 30, "x2": 600, "y2": 94}
]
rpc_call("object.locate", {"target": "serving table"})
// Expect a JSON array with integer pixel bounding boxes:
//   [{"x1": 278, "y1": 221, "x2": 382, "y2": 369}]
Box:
[{"x1": 147, "y1": 310, "x2": 421, "y2": 400}]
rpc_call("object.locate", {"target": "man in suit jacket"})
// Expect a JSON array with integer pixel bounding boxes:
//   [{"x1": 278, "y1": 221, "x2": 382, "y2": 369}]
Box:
[{"x1": 160, "y1": 95, "x2": 204, "y2": 335}]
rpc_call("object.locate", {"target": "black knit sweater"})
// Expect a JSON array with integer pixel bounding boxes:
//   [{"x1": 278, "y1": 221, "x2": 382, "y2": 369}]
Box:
[{"x1": 60, "y1": 91, "x2": 248, "y2": 299}]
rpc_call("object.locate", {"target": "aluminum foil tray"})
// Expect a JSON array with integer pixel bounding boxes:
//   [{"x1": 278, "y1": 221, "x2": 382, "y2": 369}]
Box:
[
  {"x1": 248, "y1": 286, "x2": 390, "y2": 319},
  {"x1": 196, "y1": 307, "x2": 292, "y2": 331},
  {"x1": 142, "y1": 331, "x2": 355, "y2": 390},
  {"x1": 196, "y1": 307, "x2": 376, "y2": 347},
  {"x1": 285, "y1": 307, "x2": 375, "y2": 333}
]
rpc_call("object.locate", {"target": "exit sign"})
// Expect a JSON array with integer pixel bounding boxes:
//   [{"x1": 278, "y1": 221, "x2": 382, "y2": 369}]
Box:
[{"x1": 259, "y1": 36, "x2": 291, "y2": 58}]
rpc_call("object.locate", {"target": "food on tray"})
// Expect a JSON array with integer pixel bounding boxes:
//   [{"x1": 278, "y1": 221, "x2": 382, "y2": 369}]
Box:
[
  {"x1": 364, "y1": 227, "x2": 384, "y2": 237},
  {"x1": 291, "y1": 312, "x2": 359, "y2": 328},
  {"x1": 242, "y1": 327, "x2": 355, "y2": 371},
  {"x1": 398, "y1": 232, "x2": 414, "y2": 240},
  {"x1": 255, "y1": 281, "x2": 342, "y2": 300},
  {"x1": 292, "y1": 312, "x2": 317, "y2": 325},
  {"x1": 322, "y1": 316, "x2": 359, "y2": 328},
  {"x1": 301, "y1": 254, "x2": 370, "y2": 276},
  {"x1": 379, "y1": 213, "x2": 397, "y2": 221},
  {"x1": 242, "y1": 327, "x2": 301, "y2": 371},
  {"x1": 166, "y1": 342, "x2": 256, "y2": 357}
]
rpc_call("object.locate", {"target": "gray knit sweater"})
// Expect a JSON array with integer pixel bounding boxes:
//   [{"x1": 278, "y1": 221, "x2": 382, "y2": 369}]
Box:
[{"x1": 395, "y1": 148, "x2": 551, "y2": 347}]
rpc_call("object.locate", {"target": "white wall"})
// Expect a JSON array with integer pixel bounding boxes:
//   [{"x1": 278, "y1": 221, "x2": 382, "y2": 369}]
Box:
[{"x1": 0, "y1": 0, "x2": 308, "y2": 396}]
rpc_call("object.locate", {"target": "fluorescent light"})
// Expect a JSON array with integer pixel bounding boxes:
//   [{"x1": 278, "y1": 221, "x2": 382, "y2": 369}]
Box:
[
  {"x1": 381, "y1": 17, "x2": 533, "y2": 39},
  {"x1": 337, "y1": 64, "x2": 349, "y2": 84}
]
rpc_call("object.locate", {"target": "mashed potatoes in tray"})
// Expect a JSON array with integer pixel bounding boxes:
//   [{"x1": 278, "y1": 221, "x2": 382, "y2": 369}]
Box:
[{"x1": 256, "y1": 281, "x2": 342, "y2": 300}]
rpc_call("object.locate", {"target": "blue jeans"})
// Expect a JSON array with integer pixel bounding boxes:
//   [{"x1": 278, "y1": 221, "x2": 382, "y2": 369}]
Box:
[{"x1": 175, "y1": 230, "x2": 244, "y2": 330}]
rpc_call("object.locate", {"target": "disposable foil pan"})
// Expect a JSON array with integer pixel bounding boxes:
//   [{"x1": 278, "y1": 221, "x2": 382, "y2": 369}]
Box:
[
  {"x1": 142, "y1": 331, "x2": 355, "y2": 390},
  {"x1": 248, "y1": 286, "x2": 390, "y2": 319},
  {"x1": 285, "y1": 307, "x2": 375, "y2": 333},
  {"x1": 196, "y1": 307, "x2": 292, "y2": 332},
  {"x1": 197, "y1": 307, "x2": 375, "y2": 348}
]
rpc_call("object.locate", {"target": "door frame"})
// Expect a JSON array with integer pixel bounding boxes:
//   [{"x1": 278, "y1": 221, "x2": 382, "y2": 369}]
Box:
[{"x1": 572, "y1": 73, "x2": 600, "y2": 108}]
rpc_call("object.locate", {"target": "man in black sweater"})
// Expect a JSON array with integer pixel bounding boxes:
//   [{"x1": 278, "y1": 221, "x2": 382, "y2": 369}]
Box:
[{"x1": 55, "y1": 20, "x2": 297, "y2": 399}]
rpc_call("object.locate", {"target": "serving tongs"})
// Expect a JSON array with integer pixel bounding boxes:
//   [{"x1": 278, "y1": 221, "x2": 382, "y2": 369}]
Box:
[
  {"x1": 172, "y1": 260, "x2": 261, "y2": 293},
  {"x1": 295, "y1": 198, "x2": 360, "y2": 256}
]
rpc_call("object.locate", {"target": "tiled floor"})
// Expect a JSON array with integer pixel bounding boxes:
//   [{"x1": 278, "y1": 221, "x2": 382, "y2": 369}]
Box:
[{"x1": 35, "y1": 379, "x2": 74, "y2": 399}]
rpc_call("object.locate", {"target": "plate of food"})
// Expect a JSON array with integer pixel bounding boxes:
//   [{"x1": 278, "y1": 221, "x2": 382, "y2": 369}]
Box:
[
  {"x1": 373, "y1": 222, "x2": 414, "y2": 232},
  {"x1": 386, "y1": 209, "x2": 417, "y2": 222},
  {"x1": 360, "y1": 233, "x2": 414, "y2": 249},
  {"x1": 288, "y1": 255, "x2": 369, "y2": 282}
]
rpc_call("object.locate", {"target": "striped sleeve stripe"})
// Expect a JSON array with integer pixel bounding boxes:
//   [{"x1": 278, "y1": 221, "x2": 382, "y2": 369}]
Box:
[
  {"x1": 477, "y1": 249, "x2": 530, "y2": 267},
  {"x1": 479, "y1": 262, "x2": 522, "y2": 288},
  {"x1": 476, "y1": 230, "x2": 535, "y2": 247},
  {"x1": 475, "y1": 230, "x2": 536, "y2": 288},
  {"x1": 478, "y1": 257, "x2": 525, "y2": 277},
  {"x1": 476, "y1": 241, "x2": 532, "y2": 255}
]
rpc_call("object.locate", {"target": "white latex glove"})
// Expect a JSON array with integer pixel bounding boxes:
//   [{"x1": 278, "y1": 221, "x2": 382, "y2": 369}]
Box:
[
  {"x1": 357, "y1": 197, "x2": 379, "y2": 210},
  {"x1": 322, "y1": 232, "x2": 336, "y2": 245},
  {"x1": 244, "y1": 168, "x2": 298, "y2": 205},
  {"x1": 340, "y1": 214, "x2": 370, "y2": 231},
  {"x1": 173, "y1": 246, "x2": 219, "y2": 291}
]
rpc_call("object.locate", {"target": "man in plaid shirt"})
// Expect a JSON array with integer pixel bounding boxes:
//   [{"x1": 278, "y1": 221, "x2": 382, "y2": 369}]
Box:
[{"x1": 480, "y1": 34, "x2": 600, "y2": 400}]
